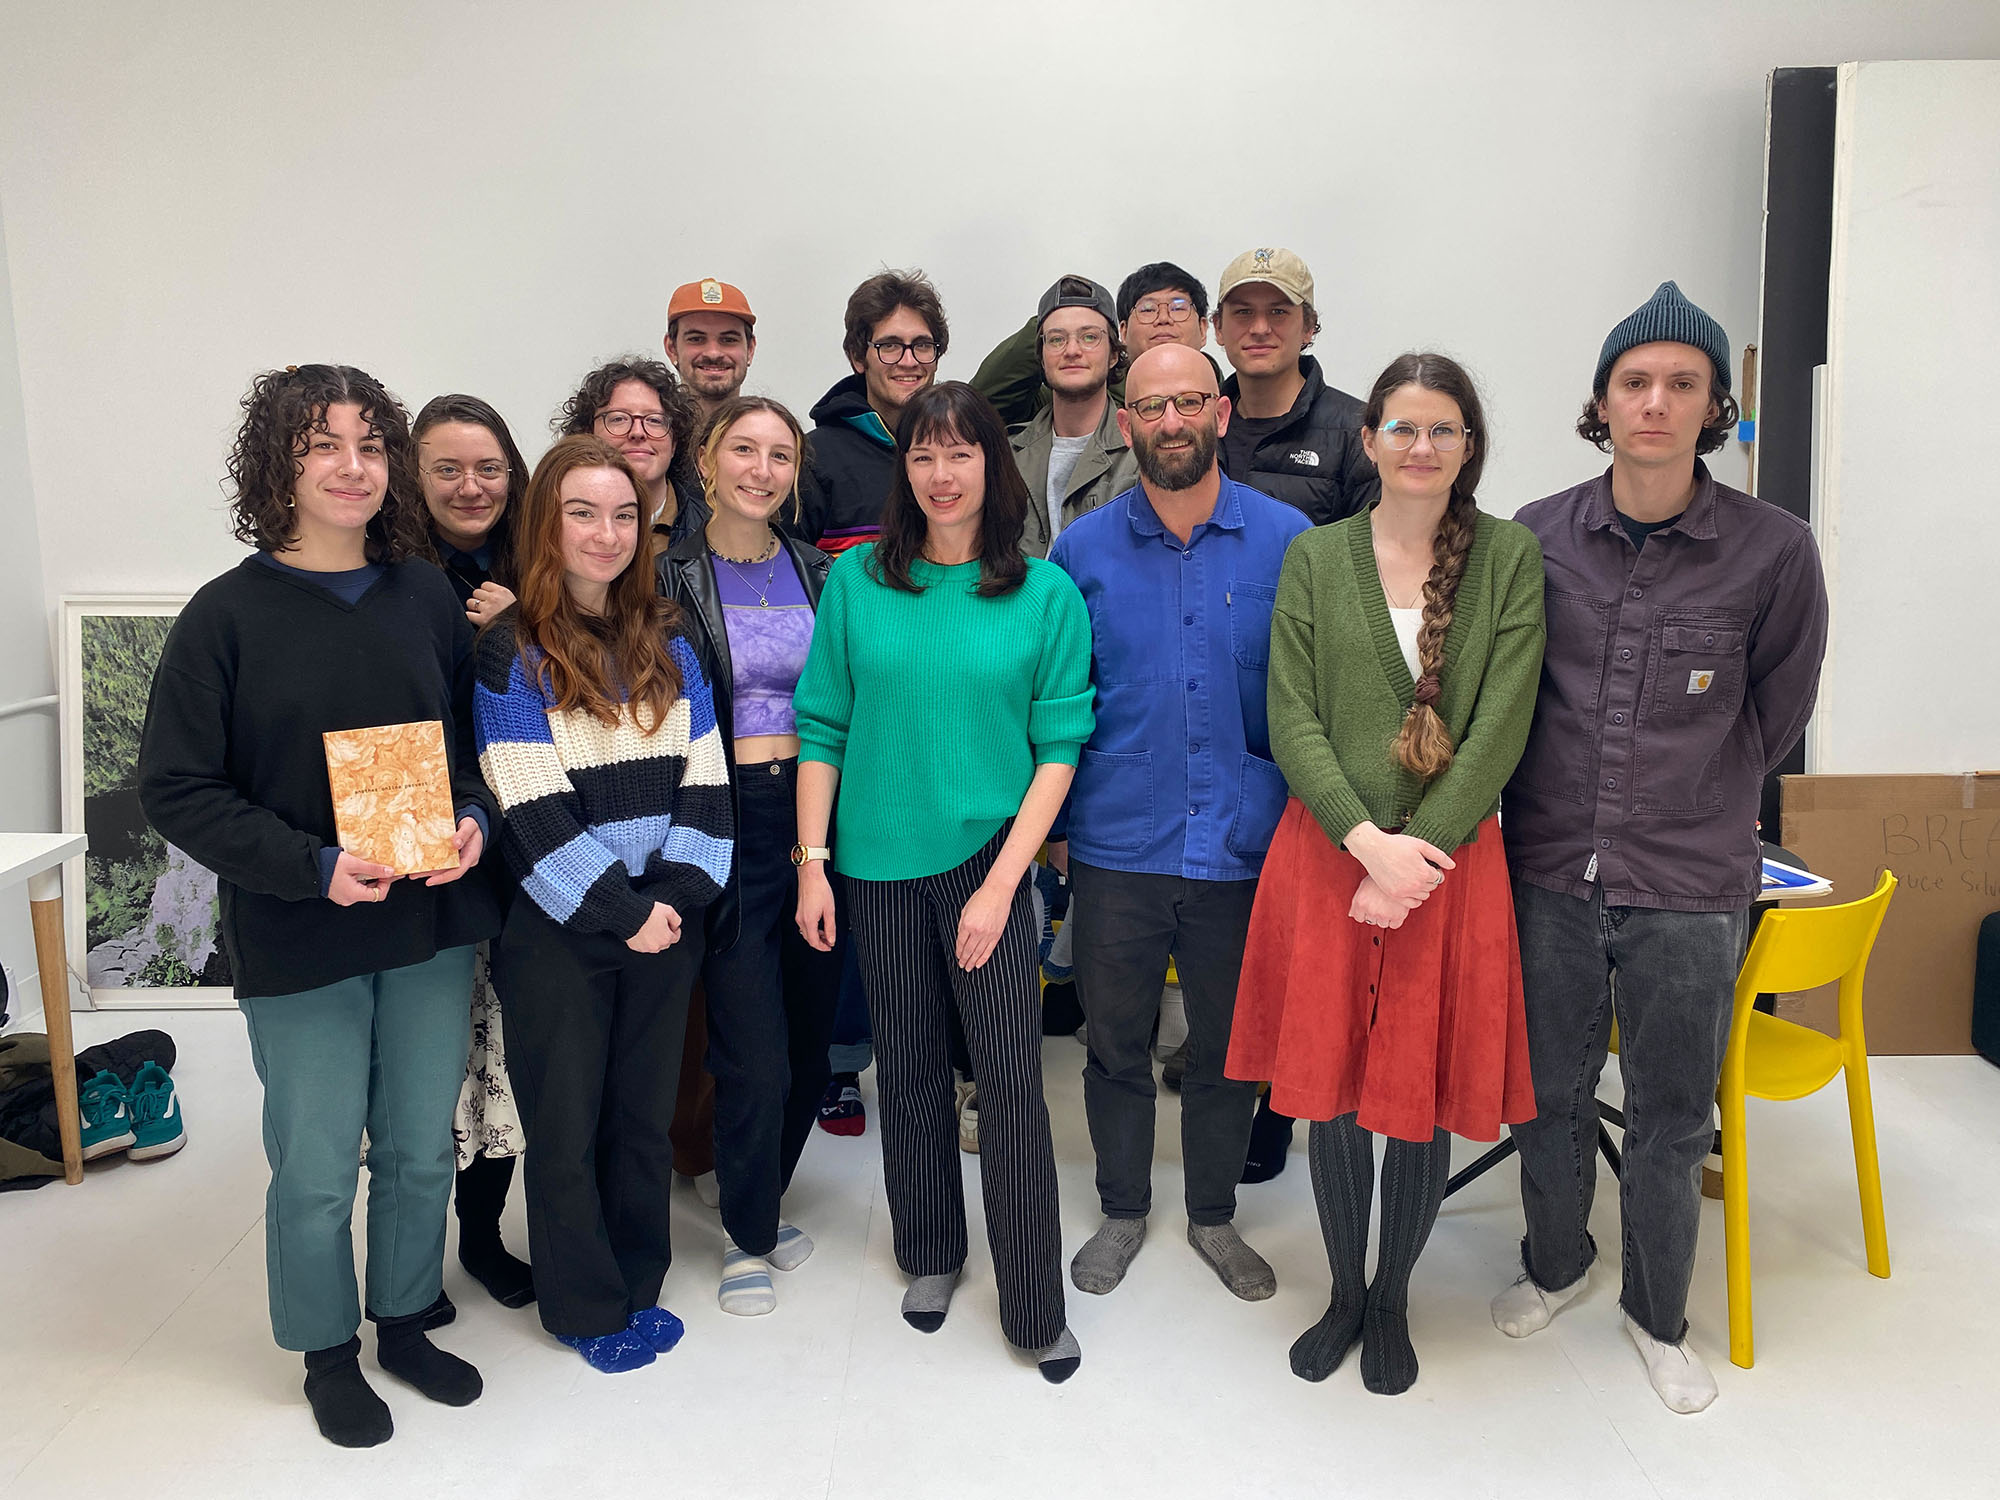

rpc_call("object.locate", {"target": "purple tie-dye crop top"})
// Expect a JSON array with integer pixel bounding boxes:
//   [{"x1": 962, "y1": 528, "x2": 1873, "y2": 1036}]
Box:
[{"x1": 713, "y1": 549, "x2": 815, "y2": 738}]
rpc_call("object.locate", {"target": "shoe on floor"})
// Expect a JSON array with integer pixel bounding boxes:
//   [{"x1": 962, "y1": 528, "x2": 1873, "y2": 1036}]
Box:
[
  {"x1": 79, "y1": 1069, "x2": 136, "y2": 1160},
  {"x1": 955, "y1": 1080, "x2": 980, "y2": 1154},
  {"x1": 127, "y1": 1061, "x2": 186, "y2": 1161},
  {"x1": 816, "y1": 1076, "x2": 865, "y2": 1137}
]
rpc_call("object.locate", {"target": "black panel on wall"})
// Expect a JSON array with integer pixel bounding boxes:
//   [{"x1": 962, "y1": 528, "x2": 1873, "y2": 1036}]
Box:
[{"x1": 1758, "y1": 65, "x2": 1837, "y2": 833}]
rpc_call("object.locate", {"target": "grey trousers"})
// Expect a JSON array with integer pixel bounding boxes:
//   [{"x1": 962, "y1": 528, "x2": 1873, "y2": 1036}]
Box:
[
  {"x1": 1509, "y1": 878, "x2": 1749, "y2": 1343},
  {"x1": 1070, "y1": 861, "x2": 1261, "y2": 1226}
]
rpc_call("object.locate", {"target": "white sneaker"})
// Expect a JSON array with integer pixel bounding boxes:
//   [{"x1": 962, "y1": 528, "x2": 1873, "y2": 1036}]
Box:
[{"x1": 955, "y1": 1081, "x2": 979, "y2": 1154}]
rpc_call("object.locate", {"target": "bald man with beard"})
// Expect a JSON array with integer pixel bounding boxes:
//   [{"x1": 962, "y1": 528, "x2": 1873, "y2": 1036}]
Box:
[{"x1": 1047, "y1": 345, "x2": 1310, "y2": 1301}]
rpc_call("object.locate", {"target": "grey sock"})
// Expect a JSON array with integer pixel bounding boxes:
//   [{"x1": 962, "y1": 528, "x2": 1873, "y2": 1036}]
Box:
[
  {"x1": 1034, "y1": 1326, "x2": 1081, "y2": 1384},
  {"x1": 1188, "y1": 1221, "x2": 1277, "y2": 1301},
  {"x1": 1070, "y1": 1217, "x2": 1147, "y2": 1295},
  {"x1": 900, "y1": 1271, "x2": 960, "y2": 1333}
]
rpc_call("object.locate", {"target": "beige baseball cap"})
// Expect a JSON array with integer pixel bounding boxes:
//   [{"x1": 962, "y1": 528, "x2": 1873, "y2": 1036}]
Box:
[{"x1": 1217, "y1": 247, "x2": 1314, "y2": 307}]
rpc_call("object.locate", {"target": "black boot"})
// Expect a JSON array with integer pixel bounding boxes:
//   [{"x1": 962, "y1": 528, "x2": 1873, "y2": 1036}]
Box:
[
  {"x1": 455, "y1": 1153, "x2": 535, "y2": 1308},
  {"x1": 369, "y1": 1306, "x2": 483, "y2": 1406},
  {"x1": 302, "y1": 1336, "x2": 392, "y2": 1448}
]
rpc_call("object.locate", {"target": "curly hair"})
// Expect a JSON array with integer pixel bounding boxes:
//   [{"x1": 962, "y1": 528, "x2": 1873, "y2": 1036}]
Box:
[
  {"x1": 1576, "y1": 368, "x2": 1740, "y2": 456},
  {"x1": 869, "y1": 383, "x2": 1026, "y2": 600},
  {"x1": 554, "y1": 356, "x2": 699, "y2": 490},
  {"x1": 413, "y1": 393, "x2": 528, "y2": 588},
  {"x1": 226, "y1": 364, "x2": 430, "y2": 562},
  {"x1": 841, "y1": 270, "x2": 949, "y2": 369},
  {"x1": 1360, "y1": 352, "x2": 1490, "y2": 782}
]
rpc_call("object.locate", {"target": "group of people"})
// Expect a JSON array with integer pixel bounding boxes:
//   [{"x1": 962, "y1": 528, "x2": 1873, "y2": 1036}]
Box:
[{"x1": 134, "y1": 246, "x2": 1828, "y2": 1450}]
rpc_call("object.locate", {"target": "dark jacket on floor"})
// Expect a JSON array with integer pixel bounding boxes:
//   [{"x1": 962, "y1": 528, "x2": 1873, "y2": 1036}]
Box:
[
  {"x1": 801, "y1": 373, "x2": 898, "y2": 558},
  {"x1": 1218, "y1": 355, "x2": 1379, "y2": 526},
  {"x1": 138, "y1": 559, "x2": 501, "y2": 998},
  {"x1": 0, "y1": 1029, "x2": 178, "y2": 1187}
]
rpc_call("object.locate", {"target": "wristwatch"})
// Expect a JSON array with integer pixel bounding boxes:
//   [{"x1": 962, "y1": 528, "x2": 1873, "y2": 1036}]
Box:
[{"x1": 790, "y1": 843, "x2": 831, "y2": 867}]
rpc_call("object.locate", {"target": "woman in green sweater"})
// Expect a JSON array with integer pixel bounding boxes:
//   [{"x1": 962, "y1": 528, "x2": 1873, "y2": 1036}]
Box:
[
  {"x1": 793, "y1": 381, "x2": 1095, "y2": 1381},
  {"x1": 1226, "y1": 352, "x2": 1545, "y2": 1395}
]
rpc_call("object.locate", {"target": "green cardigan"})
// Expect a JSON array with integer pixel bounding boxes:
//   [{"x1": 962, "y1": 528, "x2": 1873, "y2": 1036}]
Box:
[
  {"x1": 1270, "y1": 507, "x2": 1545, "y2": 854},
  {"x1": 795, "y1": 545, "x2": 1095, "y2": 880}
]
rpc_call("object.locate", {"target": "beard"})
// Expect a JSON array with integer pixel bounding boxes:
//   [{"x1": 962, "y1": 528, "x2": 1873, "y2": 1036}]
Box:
[
  {"x1": 687, "y1": 363, "x2": 742, "y2": 396},
  {"x1": 1133, "y1": 418, "x2": 1218, "y2": 491}
]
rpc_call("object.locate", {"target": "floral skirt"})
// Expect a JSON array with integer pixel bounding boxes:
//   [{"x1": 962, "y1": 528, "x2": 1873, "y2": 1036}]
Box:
[
  {"x1": 1225, "y1": 802, "x2": 1534, "y2": 1143},
  {"x1": 453, "y1": 942, "x2": 524, "y2": 1168}
]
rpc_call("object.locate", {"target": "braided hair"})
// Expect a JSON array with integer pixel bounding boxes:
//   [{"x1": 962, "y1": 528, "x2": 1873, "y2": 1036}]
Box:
[{"x1": 1361, "y1": 353, "x2": 1488, "y2": 781}]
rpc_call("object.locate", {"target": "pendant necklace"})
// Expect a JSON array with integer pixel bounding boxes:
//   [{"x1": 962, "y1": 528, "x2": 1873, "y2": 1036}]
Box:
[{"x1": 711, "y1": 532, "x2": 780, "y2": 606}]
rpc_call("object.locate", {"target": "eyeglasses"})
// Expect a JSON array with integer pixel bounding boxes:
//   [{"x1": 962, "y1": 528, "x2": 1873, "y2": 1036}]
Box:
[
  {"x1": 595, "y1": 410, "x2": 672, "y2": 439},
  {"x1": 1040, "y1": 328, "x2": 1107, "y2": 352},
  {"x1": 870, "y1": 336, "x2": 939, "y2": 366},
  {"x1": 424, "y1": 461, "x2": 510, "y2": 485},
  {"x1": 1130, "y1": 296, "x2": 1195, "y2": 325},
  {"x1": 1377, "y1": 420, "x2": 1468, "y2": 452},
  {"x1": 1126, "y1": 391, "x2": 1217, "y2": 423}
]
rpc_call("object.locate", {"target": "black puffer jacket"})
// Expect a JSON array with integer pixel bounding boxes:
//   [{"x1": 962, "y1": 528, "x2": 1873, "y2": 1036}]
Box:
[
  {"x1": 658, "y1": 530, "x2": 832, "y2": 950},
  {"x1": 1218, "y1": 355, "x2": 1379, "y2": 526},
  {"x1": 799, "y1": 373, "x2": 897, "y2": 557}
]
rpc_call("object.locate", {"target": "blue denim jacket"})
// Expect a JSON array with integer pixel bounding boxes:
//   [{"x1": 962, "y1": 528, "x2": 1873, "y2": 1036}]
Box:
[{"x1": 1050, "y1": 476, "x2": 1311, "y2": 880}]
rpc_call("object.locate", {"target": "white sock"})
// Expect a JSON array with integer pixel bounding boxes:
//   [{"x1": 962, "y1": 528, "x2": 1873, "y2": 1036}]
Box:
[
  {"x1": 719, "y1": 1240, "x2": 776, "y2": 1317},
  {"x1": 1490, "y1": 1268, "x2": 1586, "y2": 1338},
  {"x1": 1624, "y1": 1314, "x2": 1718, "y2": 1414},
  {"x1": 768, "y1": 1222, "x2": 814, "y2": 1272}
]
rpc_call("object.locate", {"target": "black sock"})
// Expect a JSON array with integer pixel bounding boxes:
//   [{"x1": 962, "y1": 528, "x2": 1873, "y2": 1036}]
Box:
[
  {"x1": 1240, "y1": 1094, "x2": 1296, "y2": 1183},
  {"x1": 372, "y1": 1311, "x2": 483, "y2": 1407},
  {"x1": 456, "y1": 1155, "x2": 534, "y2": 1308},
  {"x1": 1361, "y1": 1128, "x2": 1450, "y2": 1396},
  {"x1": 1290, "y1": 1114, "x2": 1374, "y2": 1381},
  {"x1": 302, "y1": 1337, "x2": 392, "y2": 1448}
]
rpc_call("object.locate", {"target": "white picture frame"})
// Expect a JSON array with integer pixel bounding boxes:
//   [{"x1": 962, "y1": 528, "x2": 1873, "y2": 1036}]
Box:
[{"x1": 60, "y1": 594, "x2": 237, "y2": 1008}]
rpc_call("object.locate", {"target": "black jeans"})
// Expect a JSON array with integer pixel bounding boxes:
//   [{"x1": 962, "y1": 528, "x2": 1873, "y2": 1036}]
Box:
[
  {"x1": 702, "y1": 758, "x2": 843, "y2": 1256},
  {"x1": 1509, "y1": 878, "x2": 1748, "y2": 1343},
  {"x1": 1069, "y1": 861, "x2": 1261, "y2": 1225},
  {"x1": 495, "y1": 896, "x2": 703, "y2": 1338}
]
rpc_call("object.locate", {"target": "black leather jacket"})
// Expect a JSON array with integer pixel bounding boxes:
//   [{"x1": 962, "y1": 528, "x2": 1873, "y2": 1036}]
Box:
[{"x1": 658, "y1": 528, "x2": 832, "y2": 950}]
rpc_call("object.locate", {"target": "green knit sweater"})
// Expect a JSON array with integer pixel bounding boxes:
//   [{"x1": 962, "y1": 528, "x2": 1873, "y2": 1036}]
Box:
[
  {"x1": 795, "y1": 544, "x2": 1095, "y2": 880},
  {"x1": 1270, "y1": 507, "x2": 1545, "y2": 855}
]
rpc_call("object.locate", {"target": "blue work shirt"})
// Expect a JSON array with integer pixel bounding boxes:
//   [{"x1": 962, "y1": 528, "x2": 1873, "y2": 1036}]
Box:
[{"x1": 1050, "y1": 475, "x2": 1311, "y2": 881}]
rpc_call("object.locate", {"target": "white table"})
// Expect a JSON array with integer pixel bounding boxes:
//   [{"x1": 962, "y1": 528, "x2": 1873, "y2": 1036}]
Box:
[{"x1": 0, "y1": 832, "x2": 89, "y2": 1184}]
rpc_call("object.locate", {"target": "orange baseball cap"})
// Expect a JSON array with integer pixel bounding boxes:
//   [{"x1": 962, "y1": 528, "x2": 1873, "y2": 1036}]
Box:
[{"x1": 667, "y1": 277, "x2": 756, "y2": 329}]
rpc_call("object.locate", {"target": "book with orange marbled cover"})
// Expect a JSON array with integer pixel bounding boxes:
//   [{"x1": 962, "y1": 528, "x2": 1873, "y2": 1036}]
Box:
[{"x1": 323, "y1": 720, "x2": 459, "y2": 875}]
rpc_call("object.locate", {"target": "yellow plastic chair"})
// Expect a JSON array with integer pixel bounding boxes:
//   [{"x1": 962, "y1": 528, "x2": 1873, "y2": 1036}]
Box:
[{"x1": 1716, "y1": 870, "x2": 1897, "y2": 1368}]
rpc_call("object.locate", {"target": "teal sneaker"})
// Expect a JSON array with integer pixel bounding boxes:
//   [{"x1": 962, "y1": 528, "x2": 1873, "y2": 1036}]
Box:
[
  {"x1": 79, "y1": 1069, "x2": 136, "y2": 1160},
  {"x1": 127, "y1": 1060, "x2": 186, "y2": 1161}
]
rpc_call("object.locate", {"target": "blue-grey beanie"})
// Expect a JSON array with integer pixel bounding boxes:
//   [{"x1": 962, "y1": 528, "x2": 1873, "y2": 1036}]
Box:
[{"x1": 1594, "y1": 281, "x2": 1730, "y2": 393}]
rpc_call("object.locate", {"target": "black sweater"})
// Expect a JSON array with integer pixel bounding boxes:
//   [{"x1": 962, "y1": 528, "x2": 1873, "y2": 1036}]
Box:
[{"x1": 138, "y1": 558, "x2": 501, "y2": 998}]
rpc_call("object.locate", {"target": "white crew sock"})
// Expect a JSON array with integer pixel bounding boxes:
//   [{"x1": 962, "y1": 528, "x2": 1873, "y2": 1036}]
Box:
[
  {"x1": 719, "y1": 1240, "x2": 776, "y2": 1317},
  {"x1": 1624, "y1": 1314, "x2": 1719, "y2": 1414},
  {"x1": 1490, "y1": 1268, "x2": 1586, "y2": 1337}
]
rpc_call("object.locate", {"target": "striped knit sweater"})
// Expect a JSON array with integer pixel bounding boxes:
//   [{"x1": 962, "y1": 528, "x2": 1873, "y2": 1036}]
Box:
[{"x1": 473, "y1": 615, "x2": 733, "y2": 939}]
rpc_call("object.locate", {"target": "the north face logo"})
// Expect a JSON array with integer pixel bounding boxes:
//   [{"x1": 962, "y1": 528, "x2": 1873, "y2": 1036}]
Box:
[{"x1": 1288, "y1": 449, "x2": 1320, "y2": 467}]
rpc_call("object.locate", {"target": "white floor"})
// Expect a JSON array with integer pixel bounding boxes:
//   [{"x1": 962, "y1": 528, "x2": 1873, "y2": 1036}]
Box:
[{"x1": 3, "y1": 1009, "x2": 1998, "y2": 1500}]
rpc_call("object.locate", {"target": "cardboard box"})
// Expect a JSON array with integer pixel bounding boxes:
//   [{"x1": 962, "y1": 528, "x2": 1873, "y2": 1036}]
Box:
[{"x1": 1779, "y1": 773, "x2": 2000, "y2": 1055}]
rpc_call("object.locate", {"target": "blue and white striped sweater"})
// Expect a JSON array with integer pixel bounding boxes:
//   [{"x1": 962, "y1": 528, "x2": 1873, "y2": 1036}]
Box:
[{"x1": 474, "y1": 620, "x2": 733, "y2": 938}]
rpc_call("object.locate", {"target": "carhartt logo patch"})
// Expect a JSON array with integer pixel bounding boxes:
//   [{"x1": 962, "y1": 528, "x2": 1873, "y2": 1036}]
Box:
[
  {"x1": 1288, "y1": 449, "x2": 1320, "y2": 467},
  {"x1": 1687, "y1": 670, "x2": 1714, "y2": 694},
  {"x1": 701, "y1": 279, "x2": 723, "y2": 304}
]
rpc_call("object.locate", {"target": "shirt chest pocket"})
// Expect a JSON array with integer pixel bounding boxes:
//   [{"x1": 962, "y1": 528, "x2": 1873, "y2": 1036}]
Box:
[
  {"x1": 1646, "y1": 620, "x2": 1748, "y2": 717},
  {"x1": 1227, "y1": 581, "x2": 1278, "y2": 670}
]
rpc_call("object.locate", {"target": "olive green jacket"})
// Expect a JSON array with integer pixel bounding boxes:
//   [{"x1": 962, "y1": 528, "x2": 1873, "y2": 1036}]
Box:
[{"x1": 1009, "y1": 395, "x2": 1142, "y2": 558}]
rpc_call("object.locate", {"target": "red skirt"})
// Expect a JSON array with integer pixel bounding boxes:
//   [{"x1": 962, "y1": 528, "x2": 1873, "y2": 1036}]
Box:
[{"x1": 1226, "y1": 801, "x2": 1535, "y2": 1143}]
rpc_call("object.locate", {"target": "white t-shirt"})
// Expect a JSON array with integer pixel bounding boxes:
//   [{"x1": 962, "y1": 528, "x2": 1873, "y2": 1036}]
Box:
[
  {"x1": 1046, "y1": 433, "x2": 1091, "y2": 541},
  {"x1": 1389, "y1": 606, "x2": 1423, "y2": 682}
]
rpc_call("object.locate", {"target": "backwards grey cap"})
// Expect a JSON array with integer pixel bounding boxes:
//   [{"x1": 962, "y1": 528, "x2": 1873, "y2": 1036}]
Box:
[
  {"x1": 1037, "y1": 274, "x2": 1118, "y2": 330},
  {"x1": 1595, "y1": 280, "x2": 1731, "y2": 392}
]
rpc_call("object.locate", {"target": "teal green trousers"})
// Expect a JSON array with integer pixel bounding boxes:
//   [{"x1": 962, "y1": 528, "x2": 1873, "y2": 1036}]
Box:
[{"x1": 238, "y1": 945, "x2": 476, "y2": 1351}]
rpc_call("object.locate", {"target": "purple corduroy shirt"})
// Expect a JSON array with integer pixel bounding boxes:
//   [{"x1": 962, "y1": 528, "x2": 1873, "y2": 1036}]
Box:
[{"x1": 1501, "y1": 463, "x2": 1828, "y2": 912}]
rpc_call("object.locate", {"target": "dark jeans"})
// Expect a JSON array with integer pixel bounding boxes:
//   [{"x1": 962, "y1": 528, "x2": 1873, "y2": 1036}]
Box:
[
  {"x1": 1509, "y1": 878, "x2": 1748, "y2": 1343},
  {"x1": 827, "y1": 940, "x2": 873, "y2": 1075},
  {"x1": 1070, "y1": 861, "x2": 1261, "y2": 1225},
  {"x1": 702, "y1": 758, "x2": 843, "y2": 1255},
  {"x1": 495, "y1": 896, "x2": 703, "y2": 1338}
]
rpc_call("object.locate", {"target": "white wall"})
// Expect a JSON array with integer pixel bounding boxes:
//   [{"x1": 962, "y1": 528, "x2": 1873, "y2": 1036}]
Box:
[{"x1": 1, "y1": 1, "x2": 1997, "y2": 1001}]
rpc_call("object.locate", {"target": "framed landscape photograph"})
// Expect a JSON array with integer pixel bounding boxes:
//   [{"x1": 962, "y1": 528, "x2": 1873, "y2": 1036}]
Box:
[{"x1": 60, "y1": 595, "x2": 236, "y2": 1007}]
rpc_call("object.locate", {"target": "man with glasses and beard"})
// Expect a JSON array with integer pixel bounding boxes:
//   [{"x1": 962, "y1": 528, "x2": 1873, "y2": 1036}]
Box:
[
  {"x1": 799, "y1": 270, "x2": 948, "y2": 557},
  {"x1": 665, "y1": 278, "x2": 759, "y2": 435},
  {"x1": 1046, "y1": 344, "x2": 1308, "y2": 1302}
]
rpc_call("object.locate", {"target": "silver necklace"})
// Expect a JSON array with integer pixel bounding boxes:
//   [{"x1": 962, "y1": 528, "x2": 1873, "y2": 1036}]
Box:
[{"x1": 711, "y1": 536, "x2": 780, "y2": 606}]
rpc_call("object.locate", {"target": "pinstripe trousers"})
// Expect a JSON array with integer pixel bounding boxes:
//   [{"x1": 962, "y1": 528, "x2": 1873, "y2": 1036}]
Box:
[{"x1": 843, "y1": 829, "x2": 1067, "y2": 1350}]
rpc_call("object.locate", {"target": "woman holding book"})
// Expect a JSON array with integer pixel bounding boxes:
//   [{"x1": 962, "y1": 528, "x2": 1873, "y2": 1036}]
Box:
[
  {"x1": 473, "y1": 434, "x2": 733, "y2": 1375},
  {"x1": 139, "y1": 364, "x2": 499, "y2": 1449}
]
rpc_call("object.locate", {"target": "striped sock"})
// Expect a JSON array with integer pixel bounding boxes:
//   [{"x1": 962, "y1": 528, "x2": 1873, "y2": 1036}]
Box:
[
  {"x1": 720, "y1": 1240, "x2": 776, "y2": 1317},
  {"x1": 768, "y1": 1222, "x2": 814, "y2": 1272}
]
